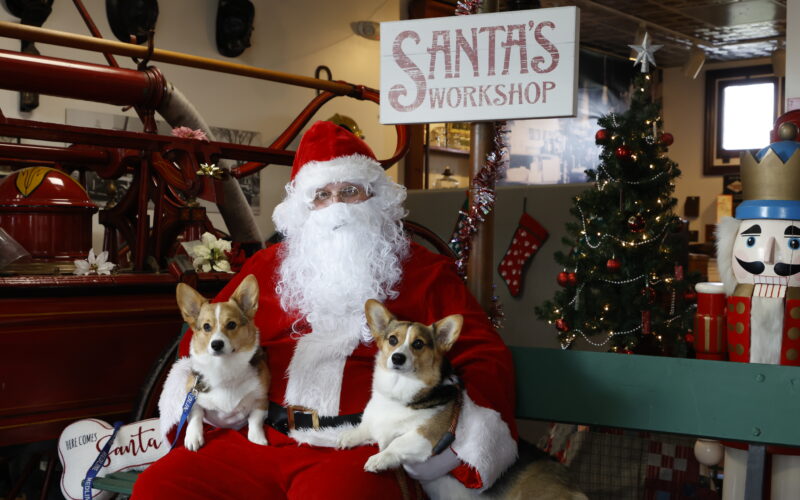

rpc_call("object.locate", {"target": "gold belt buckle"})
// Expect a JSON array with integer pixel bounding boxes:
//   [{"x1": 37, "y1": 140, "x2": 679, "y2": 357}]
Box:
[{"x1": 286, "y1": 405, "x2": 320, "y2": 430}]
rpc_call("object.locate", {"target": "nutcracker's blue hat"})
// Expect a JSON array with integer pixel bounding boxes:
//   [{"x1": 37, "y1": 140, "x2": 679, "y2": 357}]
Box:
[{"x1": 736, "y1": 140, "x2": 800, "y2": 220}]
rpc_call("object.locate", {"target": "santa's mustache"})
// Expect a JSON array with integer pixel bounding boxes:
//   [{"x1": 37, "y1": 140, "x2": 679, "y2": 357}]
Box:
[{"x1": 736, "y1": 257, "x2": 800, "y2": 276}]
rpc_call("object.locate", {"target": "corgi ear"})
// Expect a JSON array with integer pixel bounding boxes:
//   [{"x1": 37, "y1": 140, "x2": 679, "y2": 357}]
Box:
[
  {"x1": 176, "y1": 283, "x2": 207, "y2": 327},
  {"x1": 433, "y1": 314, "x2": 463, "y2": 352},
  {"x1": 230, "y1": 274, "x2": 259, "y2": 319},
  {"x1": 365, "y1": 299, "x2": 394, "y2": 339}
]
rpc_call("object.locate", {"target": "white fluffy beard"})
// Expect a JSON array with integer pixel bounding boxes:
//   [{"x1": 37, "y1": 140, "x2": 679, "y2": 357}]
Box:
[{"x1": 276, "y1": 197, "x2": 410, "y2": 343}]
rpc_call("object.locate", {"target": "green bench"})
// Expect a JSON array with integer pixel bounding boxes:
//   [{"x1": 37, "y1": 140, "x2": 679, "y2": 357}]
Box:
[
  {"x1": 89, "y1": 346, "x2": 800, "y2": 497},
  {"x1": 90, "y1": 471, "x2": 141, "y2": 495}
]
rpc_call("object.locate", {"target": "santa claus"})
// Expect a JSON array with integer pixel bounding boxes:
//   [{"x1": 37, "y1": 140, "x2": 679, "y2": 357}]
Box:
[
  {"x1": 715, "y1": 130, "x2": 800, "y2": 500},
  {"x1": 135, "y1": 121, "x2": 517, "y2": 499}
]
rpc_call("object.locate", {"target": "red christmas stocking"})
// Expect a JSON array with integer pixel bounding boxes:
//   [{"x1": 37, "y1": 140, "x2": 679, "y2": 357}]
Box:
[{"x1": 497, "y1": 212, "x2": 548, "y2": 296}]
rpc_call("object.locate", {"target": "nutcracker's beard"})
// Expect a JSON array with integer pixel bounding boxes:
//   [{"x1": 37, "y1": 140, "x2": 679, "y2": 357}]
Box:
[{"x1": 276, "y1": 198, "x2": 409, "y2": 342}]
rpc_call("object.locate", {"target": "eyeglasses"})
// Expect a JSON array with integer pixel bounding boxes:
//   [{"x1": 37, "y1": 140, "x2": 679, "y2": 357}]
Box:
[{"x1": 312, "y1": 183, "x2": 368, "y2": 207}]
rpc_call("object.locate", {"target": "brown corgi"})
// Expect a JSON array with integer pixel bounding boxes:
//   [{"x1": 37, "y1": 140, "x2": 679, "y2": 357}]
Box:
[
  {"x1": 339, "y1": 299, "x2": 587, "y2": 500},
  {"x1": 175, "y1": 274, "x2": 270, "y2": 451},
  {"x1": 337, "y1": 299, "x2": 463, "y2": 472}
]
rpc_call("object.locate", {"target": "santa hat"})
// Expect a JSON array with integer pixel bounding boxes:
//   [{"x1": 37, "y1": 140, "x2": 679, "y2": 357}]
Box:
[
  {"x1": 272, "y1": 121, "x2": 406, "y2": 234},
  {"x1": 289, "y1": 120, "x2": 386, "y2": 198}
]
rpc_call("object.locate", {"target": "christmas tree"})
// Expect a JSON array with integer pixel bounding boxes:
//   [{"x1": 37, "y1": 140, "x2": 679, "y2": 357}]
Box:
[{"x1": 535, "y1": 53, "x2": 698, "y2": 355}]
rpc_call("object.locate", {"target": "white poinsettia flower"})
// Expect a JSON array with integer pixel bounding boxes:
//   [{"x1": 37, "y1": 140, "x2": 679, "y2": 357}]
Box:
[
  {"x1": 73, "y1": 248, "x2": 116, "y2": 276},
  {"x1": 187, "y1": 232, "x2": 234, "y2": 274},
  {"x1": 200, "y1": 232, "x2": 217, "y2": 247},
  {"x1": 214, "y1": 238, "x2": 232, "y2": 253},
  {"x1": 94, "y1": 251, "x2": 115, "y2": 275},
  {"x1": 73, "y1": 257, "x2": 91, "y2": 276},
  {"x1": 213, "y1": 259, "x2": 231, "y2": 273},
  {"x1": 192, "y1": 244, "x2": 212, "y2": 260}
]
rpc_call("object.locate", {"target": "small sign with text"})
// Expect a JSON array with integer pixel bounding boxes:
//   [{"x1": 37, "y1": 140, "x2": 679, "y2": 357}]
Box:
[{"x1": 380, "y1": 7, "x2": 579, "y2": 124}]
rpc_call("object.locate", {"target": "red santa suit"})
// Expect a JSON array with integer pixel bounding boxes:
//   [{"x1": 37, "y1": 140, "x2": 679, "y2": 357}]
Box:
[
  {"x1": 136, "y1": 121, "x2": 517, "y2": 499},
  {"x1": 134, "y1": 241, "x2": 518, "y2": 499}
]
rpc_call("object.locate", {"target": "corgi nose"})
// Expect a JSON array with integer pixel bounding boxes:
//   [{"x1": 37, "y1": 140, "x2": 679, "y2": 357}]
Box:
[
  {"x1": 391, "y1": 353, "x2": 406, "y2": 366},
  {"x1": 210, "y1": 340, "x2": 225, "y2": 352}
]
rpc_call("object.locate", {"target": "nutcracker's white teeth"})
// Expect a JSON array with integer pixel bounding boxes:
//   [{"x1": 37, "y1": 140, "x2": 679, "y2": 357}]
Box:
[{"x1": 753, "y1": 275, "x2": 788, "y2": 298}]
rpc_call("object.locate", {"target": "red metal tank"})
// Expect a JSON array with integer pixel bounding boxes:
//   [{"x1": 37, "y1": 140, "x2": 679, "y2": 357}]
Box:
[{"x1": 0, "y1": 167, "x2": 97, "y2": 260}]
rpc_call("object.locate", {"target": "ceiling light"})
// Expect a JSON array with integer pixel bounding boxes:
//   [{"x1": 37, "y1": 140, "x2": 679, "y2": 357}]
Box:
[{"x1": 351, "y1": 21, "x2": 379, "y2": 41}]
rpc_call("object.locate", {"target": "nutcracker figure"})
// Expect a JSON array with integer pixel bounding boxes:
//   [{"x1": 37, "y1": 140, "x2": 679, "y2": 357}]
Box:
[{"x1": 715, "y1": 117, "x2": 800, "y2": 499}]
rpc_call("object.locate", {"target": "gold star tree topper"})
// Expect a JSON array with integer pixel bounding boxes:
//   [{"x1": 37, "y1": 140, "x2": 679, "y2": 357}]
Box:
[{"x1": 629, "y1": 32, "x2": 662, "y2": 73}]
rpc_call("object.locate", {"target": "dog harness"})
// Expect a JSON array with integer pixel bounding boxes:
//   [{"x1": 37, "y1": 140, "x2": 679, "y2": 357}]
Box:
[{"x1": 407, "y1": 371, "x2": 464, "y2": 456}]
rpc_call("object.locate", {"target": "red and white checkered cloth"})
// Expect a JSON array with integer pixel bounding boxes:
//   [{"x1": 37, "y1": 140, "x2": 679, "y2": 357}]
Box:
[{"x1": 644, "y1": 439, "x2": 706, "y2": 500}]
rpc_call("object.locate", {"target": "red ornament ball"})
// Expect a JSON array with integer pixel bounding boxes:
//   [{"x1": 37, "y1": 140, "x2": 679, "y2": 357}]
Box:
[
  {"x1": 660, "y1": 132, "x2": 674, "y2": 146},
  {"x1": 641, "y1": 286, "x2": 657, "y2": 304},
  {"x1": 555, "y1": 318, "x2": 569, "y2": 332},
  {"x1": 628, "y1": 215, "x2": 645, "y2": 232},
  {"x1": 685, "y1": 333, "x2": 695, "y2": 344},
  {"x1": 557, "y1": 272, "x2": 569, "y2": 287},
  {"x1": 606, "y1": 258, "x2": 621, "y2": 272},
  {"x1": 567, "y1": 272, "x2": 578, "y2": 287},
  {"x1": 595, "y1": 129, "x2": 610, "y2": 144},
  {"x1": 615, "y1": 145, "x2": 633, "y2": 163},
  {"x1": 683, "y1": 290, "x2": 697, "y2": 302}
]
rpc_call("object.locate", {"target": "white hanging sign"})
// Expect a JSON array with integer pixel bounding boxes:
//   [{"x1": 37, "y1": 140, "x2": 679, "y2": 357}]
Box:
[{"x1": 380, "y1": 7, "x2": 579, "y2": 124}]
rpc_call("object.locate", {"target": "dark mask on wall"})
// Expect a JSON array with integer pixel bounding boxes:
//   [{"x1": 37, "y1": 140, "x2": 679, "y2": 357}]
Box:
[
  {"x1": 2, "y1": 0, "x2": 53, "y2": 26},
  {"x1": 106, "y1": 0, "x2": 159, "y2": 44},
  {"x1": 2, "y1": 0, "x2": 54, "y2": 111},
  {"x1": 216, "y1": 0, "x2": 254, "y2": 58}
]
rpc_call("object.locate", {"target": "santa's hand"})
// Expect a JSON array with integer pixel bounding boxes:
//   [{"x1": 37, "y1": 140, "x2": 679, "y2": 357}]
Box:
[{"x1": 402, "y1": 447, "x2": 461, "y2": 481}]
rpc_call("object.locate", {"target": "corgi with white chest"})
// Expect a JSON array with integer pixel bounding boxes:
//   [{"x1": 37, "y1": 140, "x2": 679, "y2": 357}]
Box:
[
  {"x1": 175, "y1": 274, "x2": 270, "y2": 451},
  {"x1": 337, "y1": 299, "x2": 463, "y2": 472},
  {"x1": 339, "y1": 299, "x2": 588, "y2": 500}
]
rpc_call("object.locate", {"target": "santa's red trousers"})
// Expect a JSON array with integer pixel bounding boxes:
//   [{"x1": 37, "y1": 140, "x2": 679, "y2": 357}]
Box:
[{"x1": 132, "y1": 425, "x2": 424, "y2": 499}]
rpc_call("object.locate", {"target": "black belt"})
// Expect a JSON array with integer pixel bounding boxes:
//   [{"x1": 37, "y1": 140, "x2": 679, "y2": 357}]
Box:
[{"x1": 268, "y1": 401, "x2": 362, "y2": 434}]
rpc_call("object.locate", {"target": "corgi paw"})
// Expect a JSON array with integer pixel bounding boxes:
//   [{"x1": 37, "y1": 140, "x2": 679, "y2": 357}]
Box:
[
  {"x1": 247, "y1": 428, "x2": 268, "y2": 446},
  {"x1": 364, "y1": 451, "x2": 400, "y2": 473},
  {"x1": 337, "y1": 428, "x2": 368, "y2": 449},
  {"x1": 184, "y1": 429, "x2": 204, "y2": 452}
]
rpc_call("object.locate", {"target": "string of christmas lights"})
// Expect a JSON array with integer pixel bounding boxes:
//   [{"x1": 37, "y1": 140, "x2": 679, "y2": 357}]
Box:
[
  {"x1": 559, "y1": 302, "x2": 696, "y2": 350},
  {"x1": 577, "y1": 204, "x2": 672, "y2": 249},
  {"x1": 597, "y1": 164, "x2": 669, "y2": 185}
]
